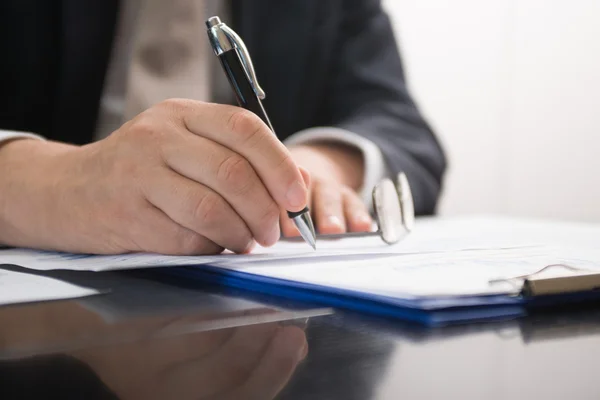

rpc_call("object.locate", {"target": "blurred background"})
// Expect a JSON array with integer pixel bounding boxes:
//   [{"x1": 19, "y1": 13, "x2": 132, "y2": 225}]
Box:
[{"x1": 383, "y1": 0, "x2": 600, "y2": 221}]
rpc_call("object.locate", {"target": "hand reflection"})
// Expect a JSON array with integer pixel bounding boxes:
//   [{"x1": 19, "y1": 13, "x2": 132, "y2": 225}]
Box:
[{"x1": 74, "y1": 322, "x2": 308, "y2": 400}]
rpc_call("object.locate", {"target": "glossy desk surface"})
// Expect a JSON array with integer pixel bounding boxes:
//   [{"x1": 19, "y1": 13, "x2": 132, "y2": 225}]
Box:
[{"x1": 1, "y1": 268, "x2": 600, "y2": 400}]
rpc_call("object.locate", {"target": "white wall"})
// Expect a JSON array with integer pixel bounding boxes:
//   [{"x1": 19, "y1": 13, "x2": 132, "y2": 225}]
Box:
[{"x1": 383, "y1": 0, "x2": 600, "y2": 222}]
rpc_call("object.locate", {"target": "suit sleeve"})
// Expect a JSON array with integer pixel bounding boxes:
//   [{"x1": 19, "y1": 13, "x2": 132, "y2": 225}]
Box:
[{"x1": 326, "y1": 0, "x2": 447, "y2": 215}]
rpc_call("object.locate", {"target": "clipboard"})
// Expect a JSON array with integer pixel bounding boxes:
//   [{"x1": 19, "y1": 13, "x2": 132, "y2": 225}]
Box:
[
  {"x1": 152, "y1": 190, "x2": 600, "y2": 328},
  {"x1": 159, "y1": 258, "x2": 600, "y2": 328},
  {"x1": 491, "y1": 264, "x2": 600, "y2": 297},
  {"x1": 522, "y1": 268, "x2": 600, "y2": 297}
]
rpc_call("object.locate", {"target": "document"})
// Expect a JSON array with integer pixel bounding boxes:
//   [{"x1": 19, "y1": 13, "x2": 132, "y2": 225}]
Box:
[
  {"x1": 0, "y1": 268, "x2": 100, "y2": 306},
  {"x1": 1, "y1": 216, "x2": 599, "y2": 298},
  {"x1": 213, "y1": 245, "x2": 600, "y2": 297},
  {"x1": 0, "y1": 216, "x2": 548, "y2": 272}
]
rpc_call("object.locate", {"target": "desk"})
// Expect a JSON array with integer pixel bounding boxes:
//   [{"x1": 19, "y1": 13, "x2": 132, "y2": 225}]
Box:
[{"x1": 1, "y1": 269, "x2": 600, "y2": 400}]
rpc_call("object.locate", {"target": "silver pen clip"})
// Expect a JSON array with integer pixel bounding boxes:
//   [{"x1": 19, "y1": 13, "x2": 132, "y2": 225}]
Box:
[{"x1": 206, "y1": 16, "x2": 266, "y2": 100}]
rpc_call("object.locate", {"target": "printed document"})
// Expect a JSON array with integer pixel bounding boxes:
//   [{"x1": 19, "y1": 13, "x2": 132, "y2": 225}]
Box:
[{"x1": 1, "y1": 216, "x2": 599, "y2": 298}]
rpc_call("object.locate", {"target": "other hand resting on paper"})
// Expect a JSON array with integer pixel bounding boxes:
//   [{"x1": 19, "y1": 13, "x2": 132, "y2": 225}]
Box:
[
  {"x1": 0, "y1": 100, "x2": 309, "y2": 255},
  {"x1": 282, "y1": 143, "x2": 373, "y2": 237}
]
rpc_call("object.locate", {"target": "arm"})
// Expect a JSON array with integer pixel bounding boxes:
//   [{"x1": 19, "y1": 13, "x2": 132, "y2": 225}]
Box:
[
  {"x1": 0, "y1": 131, "x2": 45, "y2": 247},
  {"x1": 325, "y1": 0, "x2": 446, "y2": 215},
  {"x1": 0, "y1": 100, "x2": 309, "y2": 254}
]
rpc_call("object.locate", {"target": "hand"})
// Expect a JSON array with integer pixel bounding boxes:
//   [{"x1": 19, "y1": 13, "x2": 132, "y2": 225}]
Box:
[
  {"x1": 0, "y1": 299, "x2": 307, "y2": 400},
  {"x1": 281, "y1": 143, "x2": 373, "y2": 236},
  {"x1": 0, "y1": 99, "x2": 309, "y2": 255},
  {"x1": 75, "y1": 322, "x2": 308, "y2": 400}
]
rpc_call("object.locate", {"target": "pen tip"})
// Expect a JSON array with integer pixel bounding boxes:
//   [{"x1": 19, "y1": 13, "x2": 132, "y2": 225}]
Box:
[{"x1": 292, "y1": 212, "x2": 317, "y2": 251}]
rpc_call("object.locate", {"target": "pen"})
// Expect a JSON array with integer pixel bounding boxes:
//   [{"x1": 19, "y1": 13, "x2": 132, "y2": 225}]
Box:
[{"x1": 206, "y1": 16, "x2": 317, "y2": 250}]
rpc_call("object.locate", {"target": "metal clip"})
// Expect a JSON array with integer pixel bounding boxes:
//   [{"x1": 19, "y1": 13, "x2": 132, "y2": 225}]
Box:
[{"x1": 206, "y1": 16, "x2": 266, "y2": 99}]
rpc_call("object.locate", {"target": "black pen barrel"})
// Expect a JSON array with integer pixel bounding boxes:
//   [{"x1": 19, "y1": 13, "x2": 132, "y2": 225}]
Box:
[{"x1": 218, "y1": 49, "x2": 275, "y2": 132}]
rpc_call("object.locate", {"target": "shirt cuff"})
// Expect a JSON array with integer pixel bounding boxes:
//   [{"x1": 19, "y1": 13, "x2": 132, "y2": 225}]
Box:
[
  {"x1": 284, "y1": 127, "x2": 390, "y2": 211},
  {"x1": 0, "y1": 130, "x2": 45, "y2": 145}
]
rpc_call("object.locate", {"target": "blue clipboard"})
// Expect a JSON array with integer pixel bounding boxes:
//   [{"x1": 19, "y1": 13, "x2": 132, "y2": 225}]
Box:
[
  {"x1": 152, "y1": 262, "x2": 600, "y2": 327},
  {"x1": 158, "y1": 265, "x2": 526, "y2": 327}
]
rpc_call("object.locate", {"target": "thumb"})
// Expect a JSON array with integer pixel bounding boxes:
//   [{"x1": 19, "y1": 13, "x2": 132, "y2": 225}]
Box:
[{"x1": 299, "y1": 166, "x2": 311, "y2": 189}]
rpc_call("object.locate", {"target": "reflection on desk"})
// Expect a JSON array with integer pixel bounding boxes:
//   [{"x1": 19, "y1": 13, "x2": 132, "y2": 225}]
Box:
[
  {"x1": 2, "y1": 270, "x2": 600, "y2": 399},
  {"x1": 0, "y1": 300, "x2": 309, "y2": 400}
]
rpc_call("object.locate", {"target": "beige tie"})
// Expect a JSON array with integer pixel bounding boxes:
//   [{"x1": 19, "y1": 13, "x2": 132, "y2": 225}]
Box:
[{"x1": 124, "y1": 0, "x2": 210, "y2": 119}]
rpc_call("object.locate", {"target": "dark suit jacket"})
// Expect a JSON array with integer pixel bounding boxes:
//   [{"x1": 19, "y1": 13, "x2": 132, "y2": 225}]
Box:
[{"x1": 0, "y1": 0, "x2": 446, "y2": 214}]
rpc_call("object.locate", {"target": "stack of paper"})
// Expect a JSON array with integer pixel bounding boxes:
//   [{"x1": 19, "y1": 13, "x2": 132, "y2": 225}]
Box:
[{"x1": 2, "y1": 216, "x2": 600, "y2": 325}]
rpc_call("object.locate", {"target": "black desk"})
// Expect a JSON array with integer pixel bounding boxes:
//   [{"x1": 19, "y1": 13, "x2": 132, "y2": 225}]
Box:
[{"x1": 1, "y1": 269, "x2": 600, "y2": 400}]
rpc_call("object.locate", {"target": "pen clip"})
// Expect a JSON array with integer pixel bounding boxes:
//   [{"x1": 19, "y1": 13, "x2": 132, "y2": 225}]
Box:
[{"x1": 206, "y1": 16, "x2": 266, "y2": 100}]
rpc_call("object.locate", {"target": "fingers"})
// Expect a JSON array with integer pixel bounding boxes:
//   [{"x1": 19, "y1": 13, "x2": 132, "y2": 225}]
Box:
[
  {"x1": 313, "y1": 180, "x2": 346, "y2": 234},
  {"x1": 218, "y1": 326, "x2": 307, "y2": 400},
  {"x1": 298, "y1": 166, "x2": 311, "y2": 189},
  {"x1": 127, "y1": 202, "x2": 223, "y2": 255},
  {"x1": 161, "y1": 132, "x2": 281, "y2": 247},
  {"x1": 343, "y1": 188, "x2": 373, "y2": 232},
  {"x1": 141, "y1": 167, "x2": 255, "y2": 254},
  {"x1": 283, "y1": 178, "x2": 372, "y2": 236},
  {"x1": 280, "y1": 168, "x2": 312, "y2": 238},
  {"x1": 172, "y1": 100, "x2": 309, "y2": 212},
  {"x1": 161, "y1": 323, "x2": 279, "y2": 398}
]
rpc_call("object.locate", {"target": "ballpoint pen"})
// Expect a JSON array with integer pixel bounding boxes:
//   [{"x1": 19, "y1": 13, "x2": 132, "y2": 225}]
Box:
[{"x1": 206, "y1": 16, "x2": 317, "y2": 250}]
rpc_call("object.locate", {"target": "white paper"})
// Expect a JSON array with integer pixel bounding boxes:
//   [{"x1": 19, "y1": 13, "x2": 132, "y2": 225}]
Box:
[
  {"x1": 214, "y1": 246, "x2": 600, "y2": 297},
  {"x1": 0, "y1": 216, "x2": 552, "y2": 272},
  {"x1": 0, "y1": 269, "x2": 100, "y2": 306},
  {"x1": 1, "y1": 216, "x2": 599, "y2": 299}
]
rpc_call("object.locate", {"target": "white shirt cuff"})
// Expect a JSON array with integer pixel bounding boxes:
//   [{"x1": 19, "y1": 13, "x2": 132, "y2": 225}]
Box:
[
  {"x1": 0, "y1": 130, "x2": 45, "y2": 145},
  {"x1": 284, "y1": 127, "x2": 390, "y2": 210}
]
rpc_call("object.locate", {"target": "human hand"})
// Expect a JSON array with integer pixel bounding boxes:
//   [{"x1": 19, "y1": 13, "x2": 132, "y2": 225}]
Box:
[
  {"x1": 75, "y1": 322, "x2": 308, "y2": 400},
  {"x1": 281, "y1": 143, "x2": 373, "y2": 237},
  {"x1": 0, "y1": 100, "x2": 309, "y2": 255}
]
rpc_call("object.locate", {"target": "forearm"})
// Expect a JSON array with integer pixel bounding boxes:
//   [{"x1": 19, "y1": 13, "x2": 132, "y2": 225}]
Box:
[{"x1": 0, "y1": 139, "x2": 76, "y2": 248}]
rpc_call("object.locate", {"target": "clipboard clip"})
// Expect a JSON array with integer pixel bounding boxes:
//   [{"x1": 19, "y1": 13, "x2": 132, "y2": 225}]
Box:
[{"x1": 489, "y1": 264, "x2": 600, "y2": 297}]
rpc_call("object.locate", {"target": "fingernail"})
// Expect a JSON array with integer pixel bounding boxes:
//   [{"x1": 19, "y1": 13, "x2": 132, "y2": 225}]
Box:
[
  {"x1": 286, "y1": 180, "x2": 306, "y2": 209},
  {"x1": 327, "y1": 215, "x2": 343, "y2": 228},
  {"x1": 243, "y1": 240, "x2": 256, "y2": 254},
  {"x1": 356, "y1": 213, "x2": 372, "y2": 225},
  {"x1": 265, "y1": 223, "x2": 281, "y2": 246}
]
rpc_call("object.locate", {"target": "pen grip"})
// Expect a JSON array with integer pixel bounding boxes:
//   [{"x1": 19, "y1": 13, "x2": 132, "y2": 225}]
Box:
[
  {"x1": 287, "y1": 207, "x2": 310, "y2": 219},
  {"x1": 219, "y1": 49, "x2": 275, "y2": 133}
]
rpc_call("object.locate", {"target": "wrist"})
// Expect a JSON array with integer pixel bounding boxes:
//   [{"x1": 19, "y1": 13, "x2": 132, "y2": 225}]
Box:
[{"x1": 0, "y1": 139, "x2": 78, "y2": 248}]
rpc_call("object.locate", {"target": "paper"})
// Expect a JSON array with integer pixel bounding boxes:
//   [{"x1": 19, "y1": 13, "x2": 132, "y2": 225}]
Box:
[
  {"x1": 1, "y1": 216, "x2": 600, "y2": 299},
  {"x1": 0, "y1": 268, "x2": 100, "y2": 306},
  {"x1": 214, "y1": 245, "x2": 600, "y2": 297},
  {"x1": 208, "y1": 217, "x2": 600, "y2": 298},
  {"x1": 0, "y1": 216, "x2": 551, "y2": 272}
]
